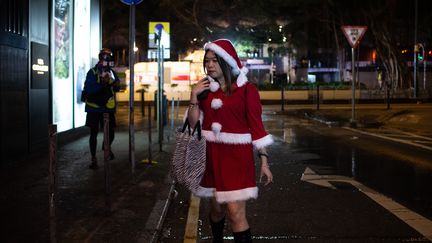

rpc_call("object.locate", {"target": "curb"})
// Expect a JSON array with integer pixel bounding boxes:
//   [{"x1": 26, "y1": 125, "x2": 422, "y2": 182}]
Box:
[{"x1": 137, "y1": 176, "x2": 176, "y2": 243}]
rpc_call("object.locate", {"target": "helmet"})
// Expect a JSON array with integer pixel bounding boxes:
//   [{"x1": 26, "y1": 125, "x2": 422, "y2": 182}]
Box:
[
  {"x1": 98, "y1": 48, "x2": 114, "y2": 68},
  {"x1": 99, "y1": 48, "x2": 113, "y2": 60}
]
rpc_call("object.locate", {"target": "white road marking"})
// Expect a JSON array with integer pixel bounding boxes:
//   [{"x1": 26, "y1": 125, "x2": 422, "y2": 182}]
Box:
[
  {"x1": 301, "y1": 167, "x2": 432, "y2": 241},
  {"x1": 343, "y1": 127, "x2": 432, "y2": 151},
  {"x1": 385, "y1": 129, "x2": 432, "y2": 141},
  {"x1": 184, "y1": 194, "x2": 201, "y2": 243}
]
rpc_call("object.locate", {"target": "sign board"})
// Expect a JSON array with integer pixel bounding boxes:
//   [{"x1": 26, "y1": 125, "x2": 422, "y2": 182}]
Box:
[
  {"x1": 148, "y1": 22, "x2": 170, "y2": 59},
  {"x1": 341, "y1": 26, "x2": 367, "y2": 48},
  {"x1": 31, "y1": 42, "x2": 49, "y2": 89}
]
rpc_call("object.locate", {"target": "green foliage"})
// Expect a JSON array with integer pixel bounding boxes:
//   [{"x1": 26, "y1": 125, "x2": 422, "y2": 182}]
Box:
[{"x1": 234, "y1": 39, "x2": 257, "y2": 57}]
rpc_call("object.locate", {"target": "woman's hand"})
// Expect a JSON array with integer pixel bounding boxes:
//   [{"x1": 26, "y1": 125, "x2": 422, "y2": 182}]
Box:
[
  {"x1": 191, "y1": 77, "x2": 210, "y2": 98},
  {"x1": 260, "y1": 165, "x2": 273, "y2": 186},
  {"x1": 259, "y1": 153, "x2": 273, "y2": 186}
]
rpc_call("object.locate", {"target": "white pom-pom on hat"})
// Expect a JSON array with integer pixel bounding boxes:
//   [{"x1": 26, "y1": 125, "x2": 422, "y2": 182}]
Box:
[{"x1": 209, "y1": 80, "x2": 220, "y2": 92}]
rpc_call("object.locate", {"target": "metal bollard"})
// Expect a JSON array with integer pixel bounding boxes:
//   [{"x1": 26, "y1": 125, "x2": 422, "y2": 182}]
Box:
[
  {"x1": 316, "y1": 84, "x2": 320, "y2": 111},
  {"x1": 141, "y1": 89, "x2": 145, "y2": 117},
  {"x1": 176, "y1": 97, "x2": 180, "y2": 120},
  {"x1": 48, "y1": 124, "x2": 57, "y2": 243},
  {"x1": 171, "y1": 97, "x2": 175, "y2": 130},
  {"x1": 142, "y1": 103, "x2": 157, "y2": 164},
  {"x1": 103, "y1": 113, "x2": 112, "y2": 214},
  {"x1": 148, "y1": 104, "x2": 153, "y2": 162}
]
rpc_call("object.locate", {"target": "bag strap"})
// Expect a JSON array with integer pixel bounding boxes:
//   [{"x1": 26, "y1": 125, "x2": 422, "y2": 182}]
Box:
[
  {"x1": 191, "y1": 120, "x2": 202, "y2": 140},
  {"x1": 181, "y1": 118, "x2": 192, "y2": 135}
]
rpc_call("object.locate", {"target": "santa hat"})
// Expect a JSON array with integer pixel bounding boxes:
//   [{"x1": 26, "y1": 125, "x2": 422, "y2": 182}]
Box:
[{"x1": 204, "y1": 39, "x2": 248, "y2": 88}]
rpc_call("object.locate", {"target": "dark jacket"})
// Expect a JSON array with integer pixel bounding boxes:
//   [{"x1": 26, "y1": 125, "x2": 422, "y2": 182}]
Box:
[{"x1": 82, "y1": 65, "x2": 120, "y2": 113}]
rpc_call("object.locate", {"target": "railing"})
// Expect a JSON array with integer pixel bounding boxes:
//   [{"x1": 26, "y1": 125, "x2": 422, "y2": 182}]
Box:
[{"x1": 116, "y1": 88, "x2": 431, "y2": 102}]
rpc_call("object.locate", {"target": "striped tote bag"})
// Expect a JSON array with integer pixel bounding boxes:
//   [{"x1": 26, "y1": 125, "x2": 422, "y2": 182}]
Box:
[{"x1": 171, "y1": 119, "x2": 206, "y2": 194}]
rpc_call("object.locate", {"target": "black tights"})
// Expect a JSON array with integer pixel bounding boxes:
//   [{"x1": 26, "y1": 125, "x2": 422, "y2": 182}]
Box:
[{"x1": 89, "y1": 126, "x2": 114, "y2": 157}]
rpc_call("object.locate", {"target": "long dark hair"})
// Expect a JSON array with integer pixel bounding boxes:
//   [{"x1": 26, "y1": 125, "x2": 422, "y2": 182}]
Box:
[{"x1": 203, "y1": 50, "x2": 237, "y2": 95}]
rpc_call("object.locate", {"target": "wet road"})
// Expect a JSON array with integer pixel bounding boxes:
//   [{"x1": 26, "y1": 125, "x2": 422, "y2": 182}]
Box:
[{"x1": 159, "y1": 109, "x2": 432, "y2": 242}]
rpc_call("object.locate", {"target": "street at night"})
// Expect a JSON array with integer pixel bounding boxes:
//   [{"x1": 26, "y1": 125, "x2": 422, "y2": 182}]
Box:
[
  {"x1": 2, "y1": 0, "x2": 432, "y2": 242},
  {"x1": 160, "y1": 104, "x2": 432, "y2": 242}
]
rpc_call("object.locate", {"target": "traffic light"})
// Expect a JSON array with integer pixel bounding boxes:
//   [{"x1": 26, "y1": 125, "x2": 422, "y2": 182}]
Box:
[
  {"x1": 417, "y1": 52, "x2": 424, "y2": 61},
  {"x1": 414, "y1": 43, "x2": 425, "y2": 62}
]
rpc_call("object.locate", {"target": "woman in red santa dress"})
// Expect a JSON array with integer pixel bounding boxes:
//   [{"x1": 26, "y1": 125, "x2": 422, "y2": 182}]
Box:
[{"x1": 187, "y1": 39, "x2": 273, "y2": 243}]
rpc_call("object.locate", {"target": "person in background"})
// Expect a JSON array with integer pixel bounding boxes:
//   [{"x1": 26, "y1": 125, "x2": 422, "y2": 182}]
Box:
[
  {"x1": 187, "y1": 39, "x2": 274, "y2": 243},
  {"x1": 82, "y1": 48, "x2": 120, "y2": 169}
]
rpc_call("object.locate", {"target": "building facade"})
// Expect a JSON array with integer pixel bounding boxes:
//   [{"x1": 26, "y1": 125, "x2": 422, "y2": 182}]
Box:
[{"x1": 1, "y1": 0, "x2": 101, "y2": 163}]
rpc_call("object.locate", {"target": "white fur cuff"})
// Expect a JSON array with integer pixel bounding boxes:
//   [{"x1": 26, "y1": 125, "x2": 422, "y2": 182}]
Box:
[{"x1": 252, "y1": 134, "x2": 273, "y2": 149}]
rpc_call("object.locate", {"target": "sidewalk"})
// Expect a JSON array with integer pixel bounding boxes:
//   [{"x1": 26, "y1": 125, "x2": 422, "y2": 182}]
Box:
[{"x1": 0, "y1": 105, "x2": 180, "y2": 243}]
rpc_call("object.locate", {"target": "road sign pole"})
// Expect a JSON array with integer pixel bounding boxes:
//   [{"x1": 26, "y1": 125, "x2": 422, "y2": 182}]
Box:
[
  {"x1": 351, "y1": 47, "x2": 356, "y2": 124},
  {"x1": 121, "y1": 0, "x2": 144, "y2": 181},
  {"x1": 341, "y1": 25, "x2": 367, "y2": 125},
  {"x1": 128, "y1": 3, "x2": 136, "y2": 180}
]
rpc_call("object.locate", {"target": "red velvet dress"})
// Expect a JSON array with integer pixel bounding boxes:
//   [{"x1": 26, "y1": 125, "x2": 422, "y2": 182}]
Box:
[{"x1": 195, "y1": 81, "x2": 273, "y2": 203}]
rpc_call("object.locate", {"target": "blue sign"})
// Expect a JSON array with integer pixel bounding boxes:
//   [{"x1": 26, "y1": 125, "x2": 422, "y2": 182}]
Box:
[{"x1": 120, "y1": 0, "x2": 144, "y2": 5}]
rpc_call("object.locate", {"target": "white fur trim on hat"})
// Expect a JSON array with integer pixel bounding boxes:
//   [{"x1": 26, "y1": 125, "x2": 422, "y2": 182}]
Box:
[
  {"x1": 236, "y1": 66, "x2": 249, "y2": 87},
  {"x1": 211, "y1": 98, "x2": 223, "y2": 109},
  {"x1": 252, "y1": 134, "x2": 274, "y2": 149},
  {"x1": 215, "y1": 187, "x2": 258, "y2": 203},
  {"x1": 211, "y1": 122, "x2": 222, "y2": 135},
  {"x1": 204, "y1": 41, "x2": 241, "y2": 75},
  {"x1": 202, "y1": 130, "x2": 252, "y2": 144}
]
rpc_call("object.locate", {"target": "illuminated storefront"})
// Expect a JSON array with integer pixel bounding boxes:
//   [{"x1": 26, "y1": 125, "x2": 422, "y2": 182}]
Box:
[{"x1": 52, "y1": 0, "x2": 100, "y2": 132}]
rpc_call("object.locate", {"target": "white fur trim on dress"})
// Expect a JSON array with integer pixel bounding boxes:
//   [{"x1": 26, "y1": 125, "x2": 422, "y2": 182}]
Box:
[
  {"x1": 211, "y1": 122, "x2": 222, "y2": 135},
  {"x1": 236, "y1": 66, "x2": 249, "y2": 87},
  {"x1": 194, "y1": 186, "x2": 215, "y2": 198},
  {"x1": 215, "y1": 187, "x2": 258, "y2": 203},
  {"x1": 252, "y1": 134, "x2": 274, "y2": 149},
  {"x1": 204, "y1": 42, "x2": 241, "y2": 75},
  {"x1": 211, "y1": 98, "x2": 223, "y2": 109},
  {"x1": 202, "y1": 130, "x2": 252, "y2": 144}
]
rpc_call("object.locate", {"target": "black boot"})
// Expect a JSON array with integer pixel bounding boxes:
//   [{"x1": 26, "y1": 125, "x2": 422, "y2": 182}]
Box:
[
  {"x1": 210, "y1": 217, "x2": 225, "y2": 243},
  {"x1": 233, "y1": 228, "x2": 252, "y2": 243}
]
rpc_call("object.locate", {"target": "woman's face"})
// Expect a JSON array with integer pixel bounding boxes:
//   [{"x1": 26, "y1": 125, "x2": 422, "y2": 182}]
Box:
[{"x1": 204, "y1": 50, "x2": 224, "y2": 81}]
